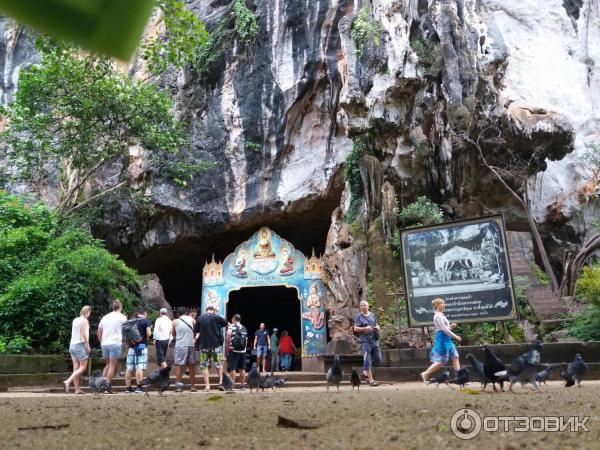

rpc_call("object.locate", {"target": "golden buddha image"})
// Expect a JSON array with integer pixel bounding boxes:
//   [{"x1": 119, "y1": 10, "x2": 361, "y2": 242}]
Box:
[{"x1": 254, "y1": 228, "x2": 275, "y2": 258}]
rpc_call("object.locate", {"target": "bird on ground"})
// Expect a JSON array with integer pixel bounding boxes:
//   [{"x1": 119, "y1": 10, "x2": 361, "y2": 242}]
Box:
[
  {"x1": 494, "y1": 340, "x2": 543, "y2": 393},
  {"x1": 221, "y1": 371, "x2": 234, "y2": 392},
  {"x1": 260, "y1": 372, "x2": 276, "y2": 391},
  {"x1": 427, "y1": 369, "x2": 450, "y2": 388},
  {"x1": 140, "y1": 365, "x2": 171, "y2": 396},
  {"x1": 326, "y1": 355, "x2": 344, "y2": 392},
  {"x1": 351, "y1": 369, "x2": 361, "y2": 390},
  {"x1": 247, "y1": 363, "x2": 261, "y2": 393},
  {"x1": 560, "y1": 368, "x2": 575, "y2": 387},
  {"x1": 88, "y1": 370, "x2": 112, "y2": 394},
  {"x1": 449, "y1": 367, "x2": 470, "y2": 388},
  {"x1": 483, "y1": 344, "x2": 505, "y2": 392},
  {"x1": 465, "y1": 353, "x2": 486, "y2": 389},
  {"x1": 567, "y1": 354, "x2": 588, "y2": 387},
  {"x1": 535, "y1": 365, "x2": 553, "y2": 386},
  {"x1": 275, "y1": 376, "x2": 288, "y2": 387}
]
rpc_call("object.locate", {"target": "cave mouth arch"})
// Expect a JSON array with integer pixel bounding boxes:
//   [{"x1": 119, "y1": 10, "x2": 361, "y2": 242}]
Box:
[
  {"x1": 226, "y1": 286, "x2": 302, "y2": 370},
  {"x1": 200, "y1": 227, "x2": 327, "y2": 370}
]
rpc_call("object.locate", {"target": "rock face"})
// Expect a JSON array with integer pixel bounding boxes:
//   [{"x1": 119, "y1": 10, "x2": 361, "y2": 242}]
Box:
[
  {"x1": 1, "y1": 2, "x2": 599, "y2": 344},
  {"x1": 139, "y1": 274, "x2": 172, "y2": 317}
]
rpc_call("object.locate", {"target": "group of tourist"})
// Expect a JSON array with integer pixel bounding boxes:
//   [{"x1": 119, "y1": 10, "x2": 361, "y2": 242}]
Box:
[{"x1": 63, "y1": 300, "x2": 300, "y2": 393}]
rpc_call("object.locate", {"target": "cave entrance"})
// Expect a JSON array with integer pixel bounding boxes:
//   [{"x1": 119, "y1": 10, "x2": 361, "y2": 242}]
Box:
[
  {"x1": 201, "y1": 226, "x2": 327, "y2": 371},
  {"x1": 227, "y1": 286, "x2": 301, "y2": 371}
]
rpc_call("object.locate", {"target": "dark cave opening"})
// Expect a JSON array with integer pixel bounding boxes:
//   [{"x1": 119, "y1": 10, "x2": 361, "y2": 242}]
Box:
[
  {"x1": 226, "y1": 286, "x2": 302, "y2": 356},
  {"x1": 127, "y1": 214, "x2": 333, "y2": 307}
]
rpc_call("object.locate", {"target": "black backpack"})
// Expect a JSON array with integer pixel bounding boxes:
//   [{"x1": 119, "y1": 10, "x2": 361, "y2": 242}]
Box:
[
  {"x1": 122, "y1": 318, "x2": 143, "y2": 347},
  {"x1": 231, "y1": 324, "x2": 248, "y2": 351}
]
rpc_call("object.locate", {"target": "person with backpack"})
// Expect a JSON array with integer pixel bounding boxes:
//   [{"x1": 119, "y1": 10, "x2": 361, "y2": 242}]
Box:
[
  {"x1": 172, "y1": 308, "x2": 197, "y2": 392},
  {"x1": 123, "y1": 306, "x2": 152, "y2": 393},
  {"x1": 226, "y1": 314, "x2": 248, "y2": 390},
  {"x1": 194, "y1": 305, "x2": 228, "y2": 391}
]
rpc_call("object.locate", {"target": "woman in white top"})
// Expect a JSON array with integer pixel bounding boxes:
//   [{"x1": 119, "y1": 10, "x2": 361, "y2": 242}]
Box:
[
  {"x1": 64, "y1": 305, "x2": 91, "y2": 394},
  {"x1": 420, "y1": 298, "x2": 461, "y2": 382}
]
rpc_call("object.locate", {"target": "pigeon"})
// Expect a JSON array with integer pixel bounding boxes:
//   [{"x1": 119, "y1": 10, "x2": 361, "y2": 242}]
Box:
[
  {"x1": 221, "y1": 371, "x2": 234, "y2": 392},
  {"x1": 274, "y1": 376, "x2": 288, "y2": 387},
  {"x1": 535, "y1": 365, "x2": 553, "y2": 386},
  {"x1": 483, "y1": 345, "x2": 505, "y2": 392},
  {"x1": 560, "y1": 368, "x2": 575, "y2": 387},
  {"x1": 351, "y1": 369, "x2": 361, "y2": 390},
  {"x1": 567, "y1": 354, "x2": 588, "y2": 387},
  {"x1": 260, "y1": 372, "x2": 276, "y2": 391},
  {"x1": 494, "y1": 340, "x2": 543, "y2": 393},
  {"x1": 427, "y1": 369, "x2": 450, "y2": 388},
  {"x1": 465, "y1": 353, "x2": 486, "y2": 389},
  {"x1": 449, "y1": 367, "x2": 470, "y2": 388},
  {"x1": 140, "y1": 365, "x2": 171, "y2": 396},
  {"x1": 247, "y1": 363, "x2": 261, "y2": 393},
  {"x1": 326, "y1": 355, "x2": 344, "y2": 392},
  {"x1": 88, "y1": 370, "x2": 112, "y2": 394}
]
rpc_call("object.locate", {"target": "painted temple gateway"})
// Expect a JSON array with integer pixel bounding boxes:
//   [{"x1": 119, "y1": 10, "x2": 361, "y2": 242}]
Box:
[{"x1": 201, "y1": 227, "x2": 326, "y2": 371}]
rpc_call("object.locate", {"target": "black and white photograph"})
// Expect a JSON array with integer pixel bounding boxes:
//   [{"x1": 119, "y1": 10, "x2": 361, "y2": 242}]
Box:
[{"x1": 401, "y1": 215, "x2": 517, "y2": 326}]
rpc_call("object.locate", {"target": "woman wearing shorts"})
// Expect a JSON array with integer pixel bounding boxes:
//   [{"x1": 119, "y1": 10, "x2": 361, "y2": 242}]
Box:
[{"x1": 64, "y1": 305, "x2": 91, "y2": 394}]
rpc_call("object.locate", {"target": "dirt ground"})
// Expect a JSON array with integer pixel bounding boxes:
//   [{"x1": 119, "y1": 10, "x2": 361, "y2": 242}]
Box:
[{"x1": 0, "y1": 381, "x2": 598, "y2": 450}]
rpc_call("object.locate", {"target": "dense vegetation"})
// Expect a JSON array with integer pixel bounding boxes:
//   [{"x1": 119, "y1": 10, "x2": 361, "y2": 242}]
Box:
[
  {"x1": 0, "y1": 191, "x2": 140, "y2": 353},
  {"x1": 569, "y1": 260, "x2": 600, "y2": 341}
]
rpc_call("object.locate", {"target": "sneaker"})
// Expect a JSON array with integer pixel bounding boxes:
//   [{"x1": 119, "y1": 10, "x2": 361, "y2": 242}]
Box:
[
  {"x1": 238, "y1": 384, "x2": 246, "y2": 391},
  {"x1": 175, "y1": 382, "x2": 184, "y2": 393},
  {"x1": 134, "y1": 388, "x2": 144, "y2": 394},
  {"x1": 218, "y1": 385, "x2": 225, "y2": 392},
  {"x1": 125, "y1": 386, "x2": 135, "y2": 394}
]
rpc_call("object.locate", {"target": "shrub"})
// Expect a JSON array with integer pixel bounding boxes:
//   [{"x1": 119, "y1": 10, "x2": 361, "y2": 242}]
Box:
[
  {"x1": 343, "y1": 138, "x2": 367, "y2": 223},
  {"x1": 233, "y1": 0, "x2": 259, "y2": 47},
  {"x1": 568, "y1": 260, "x2": 600, "y2": 341},
  {"x1": 0, "y1": 191, "x2": 140, "y2": 353},
  {"x1": 397, "y1": 196, "x2": 444, "y2": 228},
  {"x1": 351, "y1": 7, "x2": 381, "y2": 57}
]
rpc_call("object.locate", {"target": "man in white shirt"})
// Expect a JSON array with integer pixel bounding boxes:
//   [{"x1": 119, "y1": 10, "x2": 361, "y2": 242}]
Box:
[
  {"x1": 97, "y1": 300, "x2": 127, "y2": 381},
  {"x1": 153, "y1": 307, "x2": 173, "y2": 368}
]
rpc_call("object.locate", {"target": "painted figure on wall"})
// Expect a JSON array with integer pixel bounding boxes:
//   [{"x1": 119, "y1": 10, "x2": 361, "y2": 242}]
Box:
[
  {"x1": 279, "y1": 247, "x2": 295, "y2": 276},
  {"x1": 254, "y1": 229, "x2": 276, "y2": 259},
  {"x1": 206, "y1": 289, "x2": 220, "y2": 313},
  {"x1": 232, "y1": 249, "x2": 248, "y2": 278},
  {"x1": 302, "y1": 283, "x2": 324, "y2": 329}
]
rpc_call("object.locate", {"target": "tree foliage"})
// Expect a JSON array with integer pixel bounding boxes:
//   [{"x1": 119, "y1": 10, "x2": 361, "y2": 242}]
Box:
[
  {"x1": 0, "y1": 40, "x2": 189, "y2": 215},
  {"x1": 143, "y1": 0, "x2": 208, "y2": 74},
  {"x1": 0, "y1": 191, "x2": 140, "y2": 353},
  {"x1": 397, "y1": 196, "x2": 444, "y2": 228},
  {"x1": 343, "y1": 138, "x2": 367, "y2": 223},
  {"x1": 351, "y1": 6, "x2": 381, "y2": 57}
]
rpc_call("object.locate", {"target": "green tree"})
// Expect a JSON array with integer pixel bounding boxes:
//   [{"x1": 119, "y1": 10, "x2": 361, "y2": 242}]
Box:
[
  {"x1": 143, "y1": 0, "x2": 208, "y2": 74},
  {"x1": 0, "y1": 190, "x2": 140, "y2": 353},
  {"x1": 1, "y1": 40, "x2": 188, "y2": 216}
]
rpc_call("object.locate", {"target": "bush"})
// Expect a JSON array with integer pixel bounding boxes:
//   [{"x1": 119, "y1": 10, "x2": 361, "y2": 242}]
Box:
[
  {"x1": 351, "y1": 7, "x2": 381, "y2": 57},
  {"x1": 5, "y1": 335, "x2": 32, "y2": 354},
  {"x1": 397, "y1": 196, "x2": 444, "y2": 228},
  {"x1": 568, "y1": 260, "x2": 600, "y2": 341},
  {"x1": 531, "y1": 264, "x2": 550, "y2": 285},
  {"x1": 343, "y1": 138, "x2": 367, "y2": 223},
  {"x1": 233, "y1": 0, "x2": 259, "y2": 47},
  {"x1": 0, "y1": 191, "x2": 140, "y2": 353}
]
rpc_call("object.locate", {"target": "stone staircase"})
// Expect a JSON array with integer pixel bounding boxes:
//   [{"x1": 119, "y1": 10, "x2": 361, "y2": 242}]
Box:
[{"x1": 507, "y1": 232, "x2": 566, "y2": 324}]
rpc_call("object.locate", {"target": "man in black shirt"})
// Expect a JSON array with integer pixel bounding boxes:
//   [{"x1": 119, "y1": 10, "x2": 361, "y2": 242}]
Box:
[
  {"x1": 124, "y1": 307, "x2": 152, "y2": 393},
  {"x1": 194, "y1": 305, "x2": 228, "y2": 391}
]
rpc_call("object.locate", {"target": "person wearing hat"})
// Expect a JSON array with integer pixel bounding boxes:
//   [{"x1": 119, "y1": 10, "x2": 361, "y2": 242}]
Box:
[
  {"x1": 270, "y1": 328, "x2": 279, "y2": 372},
  {"x1": 153, "y1": 307, "x2": 172, "y2": 368}
]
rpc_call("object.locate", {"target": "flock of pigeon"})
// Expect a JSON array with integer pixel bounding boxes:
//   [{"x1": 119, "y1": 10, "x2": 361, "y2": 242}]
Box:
[
  {"x1": 426, "y1": 342, "x2": 589, "y2": 393},
  {"x1": 87, "y1": 343, "x2": 590, "y2": 395}
]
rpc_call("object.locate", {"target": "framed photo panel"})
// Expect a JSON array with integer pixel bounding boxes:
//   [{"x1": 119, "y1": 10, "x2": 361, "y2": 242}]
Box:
[{"x1": 400, "y1": 214, "x2": 518, "y2": 326}]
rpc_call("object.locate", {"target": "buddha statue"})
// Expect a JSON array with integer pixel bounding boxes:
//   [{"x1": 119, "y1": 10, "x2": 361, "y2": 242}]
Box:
[{"x1": 254, "y1": 229, "x2": 275, "y2": 258}]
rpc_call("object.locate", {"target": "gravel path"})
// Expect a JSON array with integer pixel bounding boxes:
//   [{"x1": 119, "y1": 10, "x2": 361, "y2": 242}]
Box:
[{"x1": 1, "y1": 381, "x2": 598, "y2": 449}]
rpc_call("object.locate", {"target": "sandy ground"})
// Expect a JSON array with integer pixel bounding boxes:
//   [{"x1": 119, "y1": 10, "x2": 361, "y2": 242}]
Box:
[{"x1": 0, "y1": 381, "x2": 598, "y2": 450}]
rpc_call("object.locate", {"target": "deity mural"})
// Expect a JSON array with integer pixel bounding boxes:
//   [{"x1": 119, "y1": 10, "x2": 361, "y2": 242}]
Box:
[
  {"x1": 201, "y1": 227, "x2": 327, "y2": 362},
  {"x1": 254, "y1": 228, "x2": 275, "y2": 258},
  {"x1": 279, "y1": 246, "x2": 295, "y2": 276},
  {"x1": 302, "y1": 283, "x2": 324, "y2": 329}
]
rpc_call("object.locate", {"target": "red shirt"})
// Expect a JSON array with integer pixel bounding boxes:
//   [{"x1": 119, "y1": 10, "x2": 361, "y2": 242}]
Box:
[{"x1": 278, "y1": 335, "x2": 295, "y2": 354}]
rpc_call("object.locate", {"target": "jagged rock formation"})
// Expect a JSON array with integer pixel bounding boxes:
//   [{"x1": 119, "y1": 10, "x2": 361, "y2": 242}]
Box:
[{"x1": 1, "y1": 2, "x2": 599, "y2": 346}]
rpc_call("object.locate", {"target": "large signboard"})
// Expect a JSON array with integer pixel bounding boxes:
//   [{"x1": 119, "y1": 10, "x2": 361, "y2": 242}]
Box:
[{"x1": 400, "y1": 215, "x2": 517, "y2": 326}]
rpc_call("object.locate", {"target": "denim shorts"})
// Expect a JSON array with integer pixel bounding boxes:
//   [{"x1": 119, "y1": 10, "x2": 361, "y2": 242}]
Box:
[
  {"x1": 69, "y1": 342, "x2": 89, "y2": 361},
  {"x1": 256, "y1": 345, "x2": 268, "y2": 356},
  {"x1": 126, "y1": 347, "x2": 148, "y2": 371},
  {"x1": 101, "y1": 344, "x2": 122, "y2": 359}
]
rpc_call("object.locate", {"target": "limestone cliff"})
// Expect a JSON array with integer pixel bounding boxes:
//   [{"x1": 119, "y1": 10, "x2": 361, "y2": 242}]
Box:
[{"x1": 1, "y1": 2, "x2": 599, "y2": 346}]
